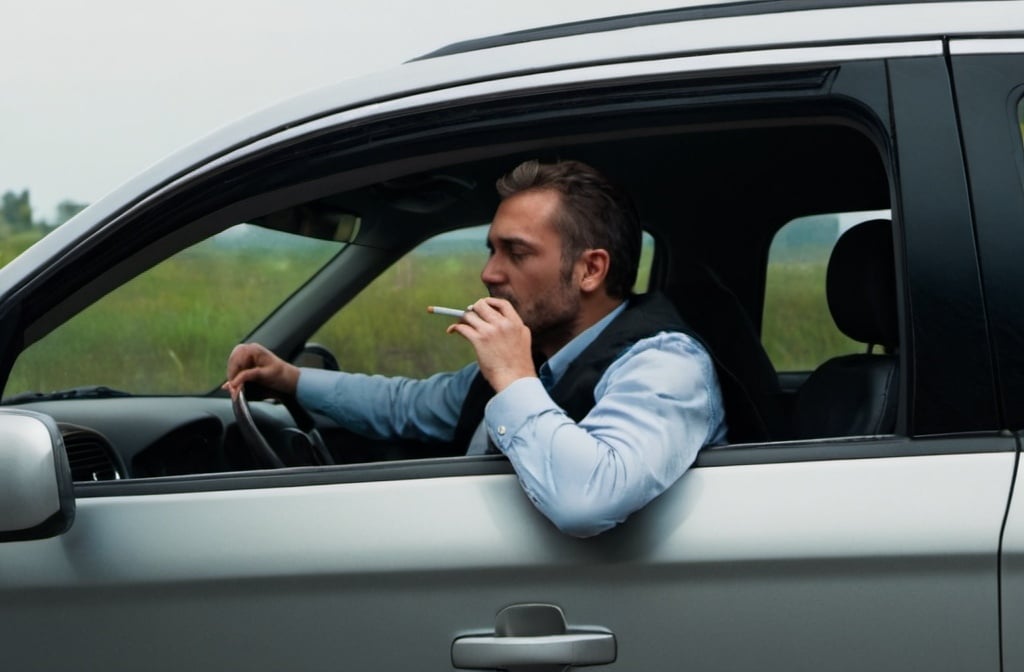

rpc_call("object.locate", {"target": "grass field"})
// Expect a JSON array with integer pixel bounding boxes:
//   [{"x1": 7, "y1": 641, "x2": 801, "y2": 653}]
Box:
[
  {"x1": 0, "y1": 231, "x2": 40, "y2": 268},
  {"x1": 763, "y1": 262, "x2": 862, "y2": 368},
  {"x1": 2, "y1": 230, "x2": 855, "y2": 398}
]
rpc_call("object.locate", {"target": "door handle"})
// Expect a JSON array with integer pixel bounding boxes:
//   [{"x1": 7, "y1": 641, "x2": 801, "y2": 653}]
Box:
[
  {"x1": 452, "y1": 631, "x2": 616, "y2": 670},
  {"x1": 452, "y1": 603, "x2": 616, "y2": 670}
]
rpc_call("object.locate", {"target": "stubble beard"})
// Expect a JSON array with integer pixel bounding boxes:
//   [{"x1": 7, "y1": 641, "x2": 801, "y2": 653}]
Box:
[{"x1": 488, "y1": 272, "x2": 580, "y2": 354}]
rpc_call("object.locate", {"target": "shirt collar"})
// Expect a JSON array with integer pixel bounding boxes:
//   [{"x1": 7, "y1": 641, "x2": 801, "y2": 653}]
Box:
[{"x1": 538, "y1": 300, "x2": 628, "y2": 390}]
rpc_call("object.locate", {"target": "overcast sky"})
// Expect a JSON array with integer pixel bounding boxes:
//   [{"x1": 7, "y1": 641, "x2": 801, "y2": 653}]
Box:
[{"x1": 2, "y1": 0, "x2": 725, "y2": 222}]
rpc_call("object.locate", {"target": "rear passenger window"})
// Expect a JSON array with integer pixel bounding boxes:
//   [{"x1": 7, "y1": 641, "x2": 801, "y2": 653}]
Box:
[{"x1": 762, "y1": 210, "x2": 890, "y2": 372}]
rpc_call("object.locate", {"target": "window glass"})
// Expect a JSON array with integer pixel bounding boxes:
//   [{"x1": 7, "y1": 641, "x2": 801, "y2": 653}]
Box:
[
  {"x1": 762, "y1": 210, "x2": 890, "y2": 372},
  {"x1": 311, "y1": 228, "x2": 655, "y2": 378},
  {"x1": 4, "y1": 223, "x2": 345, "y2": 398},
  {"x1": 636, "y1": 232, "x2": 654, "y2": 293}
]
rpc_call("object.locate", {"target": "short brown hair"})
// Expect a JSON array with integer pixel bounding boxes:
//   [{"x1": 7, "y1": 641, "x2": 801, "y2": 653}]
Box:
[{"x1": 496, "y1": 159, "x2": 641, "y2": 299}]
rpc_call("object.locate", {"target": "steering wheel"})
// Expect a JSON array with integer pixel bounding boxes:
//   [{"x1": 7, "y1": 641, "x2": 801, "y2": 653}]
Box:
[{"x1": 232, "y1": 385, "x2": 334, "y2": 468}]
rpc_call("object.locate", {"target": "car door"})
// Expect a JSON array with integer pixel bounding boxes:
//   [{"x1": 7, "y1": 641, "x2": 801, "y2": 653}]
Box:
[
  {"x1": 0, "y1": 38, "x2": 1013, "y2": 672},
  {"x1": 949, "y1": 39, "x2": 1024, "y2": 672}
]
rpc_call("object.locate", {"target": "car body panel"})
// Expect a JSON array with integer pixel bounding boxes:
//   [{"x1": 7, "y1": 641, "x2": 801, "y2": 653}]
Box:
[{"x1": 1, "y1": 448, "x2": 1013, "y2": 671}]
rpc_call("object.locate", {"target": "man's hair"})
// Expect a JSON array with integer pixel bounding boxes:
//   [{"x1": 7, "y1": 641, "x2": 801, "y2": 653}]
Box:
[{"x1": 495, "y1": 159, "x2": 641, "y2": 299}]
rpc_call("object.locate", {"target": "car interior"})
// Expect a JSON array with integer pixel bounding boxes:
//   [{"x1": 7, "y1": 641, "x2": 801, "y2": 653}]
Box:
[{"x1": 1, "y1": 92, "x2": 896, "y2": 482}]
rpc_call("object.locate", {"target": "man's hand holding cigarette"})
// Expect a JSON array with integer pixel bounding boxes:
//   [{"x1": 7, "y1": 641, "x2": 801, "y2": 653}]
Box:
[{"x1": 431, "y1": 298, "x2": 537, "y2": 393}]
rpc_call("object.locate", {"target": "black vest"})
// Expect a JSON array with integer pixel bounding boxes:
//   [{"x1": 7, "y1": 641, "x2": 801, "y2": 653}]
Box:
[{"x1": 452, "y1": 292, "x2": 702, "y2": 450}]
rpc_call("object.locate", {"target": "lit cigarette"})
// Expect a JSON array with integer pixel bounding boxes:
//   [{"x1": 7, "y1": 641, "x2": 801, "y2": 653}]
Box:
[{"x1": 427, "y1": 305, "x2": 468, "y2": 318}]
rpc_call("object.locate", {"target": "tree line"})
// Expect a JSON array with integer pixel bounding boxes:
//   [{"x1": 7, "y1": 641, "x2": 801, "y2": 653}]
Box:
[{"x1": 0, "y1": 189, "x2": 87, "y2": 235}]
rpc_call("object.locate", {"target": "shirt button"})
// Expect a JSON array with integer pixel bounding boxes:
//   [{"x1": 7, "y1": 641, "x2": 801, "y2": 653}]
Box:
[{"x1": 497, "y1": 425, "x2": 507, "y2": 436}]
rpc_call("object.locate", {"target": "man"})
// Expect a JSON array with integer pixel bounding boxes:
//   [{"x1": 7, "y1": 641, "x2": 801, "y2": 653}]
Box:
[{"x1": 225, "y1": 159, "x2": 726, "y2": 537}]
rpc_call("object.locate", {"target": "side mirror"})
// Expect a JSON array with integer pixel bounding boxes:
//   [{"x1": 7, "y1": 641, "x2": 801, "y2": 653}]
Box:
[
  {"x1": 292, "y1": 342, "x2": 340, "y2": 372},
  {"x1": 0, "y1": 410, "x2": 75, "y2": 542}
]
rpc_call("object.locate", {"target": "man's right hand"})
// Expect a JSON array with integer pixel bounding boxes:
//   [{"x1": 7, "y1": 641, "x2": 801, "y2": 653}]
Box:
[
  {"x1": 446, "y1": 297, "x2": 536, "y2": 393},
  {"x1": 223, "y1": 343, "x2": 300, "y2": 400}
]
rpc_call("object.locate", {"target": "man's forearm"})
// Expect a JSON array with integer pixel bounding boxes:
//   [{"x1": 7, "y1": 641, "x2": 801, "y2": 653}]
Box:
[
  {"x1": 482, "y1": 336, "x2": 724, "y2": 537},
  {"x1": 297, "y1": 365, "x2": 477, "y2": 442}
]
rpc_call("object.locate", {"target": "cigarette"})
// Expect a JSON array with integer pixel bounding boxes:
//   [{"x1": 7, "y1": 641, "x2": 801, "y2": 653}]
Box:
[{"x1": 427, "y1": 305, "x2": 468, "y2": 318}]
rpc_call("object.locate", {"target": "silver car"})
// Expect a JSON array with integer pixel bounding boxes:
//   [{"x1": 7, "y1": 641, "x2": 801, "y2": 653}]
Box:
[{"x1": 4, "y1": 1, "x2": 1024, "y2": 670}]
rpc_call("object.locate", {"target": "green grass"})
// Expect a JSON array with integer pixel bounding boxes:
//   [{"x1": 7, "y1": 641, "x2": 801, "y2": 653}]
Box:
[
  {"x1": 762, "y1": 261, "x2": 862, "y2": 371},
  {"x1": 0, "y1": 231, "x2": 40, "y2": 266},
  {"x1": 6, "y1": 240, "x2": 341, "y2": 395},
  {"x1": 311, "y1": 252, "x2": 483, "y2": 377}
]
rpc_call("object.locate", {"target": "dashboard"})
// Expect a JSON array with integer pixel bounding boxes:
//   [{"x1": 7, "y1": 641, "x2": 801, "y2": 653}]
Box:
[{"x1": 12, "y1": 397, "x2": 298, "y2": 480}]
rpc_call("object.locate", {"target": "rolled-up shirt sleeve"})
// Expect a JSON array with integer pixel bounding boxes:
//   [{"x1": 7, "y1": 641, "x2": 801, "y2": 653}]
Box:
[{"x1": 485, "y1": 332, "x2": 725, "y2": 538}]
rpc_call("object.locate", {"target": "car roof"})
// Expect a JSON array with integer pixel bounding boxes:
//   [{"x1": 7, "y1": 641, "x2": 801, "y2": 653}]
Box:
[{"x1": 418, "y1": 0, "x2": 970, "y2": 60}]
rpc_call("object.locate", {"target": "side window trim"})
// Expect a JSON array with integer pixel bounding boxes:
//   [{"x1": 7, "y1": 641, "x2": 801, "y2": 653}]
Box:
[{"x1": 949, "y1": 48, "x2": 1024, "y2": 430}]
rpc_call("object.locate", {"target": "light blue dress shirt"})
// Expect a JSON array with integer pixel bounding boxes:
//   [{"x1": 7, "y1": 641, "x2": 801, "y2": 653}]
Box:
[{"x1": 297, "y1": 301, "x2": 726, "y2": 537}]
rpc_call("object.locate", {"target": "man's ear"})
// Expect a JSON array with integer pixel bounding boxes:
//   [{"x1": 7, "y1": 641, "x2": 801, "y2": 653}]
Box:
[{"x1": 577, "y1": 248, "x2": 611, "y2": 293}]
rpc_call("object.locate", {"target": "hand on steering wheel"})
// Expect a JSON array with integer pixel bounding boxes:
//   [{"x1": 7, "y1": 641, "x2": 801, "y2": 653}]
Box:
[{"x1": 232, "y1": 385, "x2": 334, "y2": 468}]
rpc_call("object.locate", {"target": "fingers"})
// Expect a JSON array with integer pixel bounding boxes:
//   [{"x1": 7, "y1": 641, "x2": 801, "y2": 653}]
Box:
[
  {"x1": 456, "y1": 297, "x2": 521, "y2": 331},
  {"x1": 451, "y1": 298, "x2": 512, "y2": 336},
  {"x1": 223, "y1": 343, "x2": 300, "y2": 398},
  {"x1": 469, "y1": 297, "x2": 518, "y2": 319},
  {"x1": 447, "y1": 297, "x2": 534, "y2": 392},
  {"x1": 223, "y1": 345, "x2": 261, "y2": 400},
  {"x1": 221, "y1": 366, "x2": 261, "y2": 399},
  {"x1": 226, "y1": 343, "x2": 268, "y2": 382}
]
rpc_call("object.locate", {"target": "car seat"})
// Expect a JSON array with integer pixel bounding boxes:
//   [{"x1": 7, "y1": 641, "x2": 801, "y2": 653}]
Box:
[
  {"x1": 793, "y1": 218, "x2": 899, "y2": 439},
  {"x1": 666, "y1": 261, "x2": 787, "y2": 443}
]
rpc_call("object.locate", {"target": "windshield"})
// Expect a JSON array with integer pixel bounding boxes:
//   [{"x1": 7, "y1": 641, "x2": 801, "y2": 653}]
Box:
[{"x1": 3, "y1": 223, "x2": 346, "y2": 399}]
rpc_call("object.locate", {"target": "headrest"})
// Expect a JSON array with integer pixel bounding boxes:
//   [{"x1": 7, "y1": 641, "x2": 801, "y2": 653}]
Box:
[{"x1": 826, "y1": 219, "x2": 898, "y2": 348}]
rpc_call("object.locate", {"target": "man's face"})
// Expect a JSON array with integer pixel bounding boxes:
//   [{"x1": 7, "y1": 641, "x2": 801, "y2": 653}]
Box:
[{"x1": 482, "y1": 189, "x2": 581, "y2": 346}]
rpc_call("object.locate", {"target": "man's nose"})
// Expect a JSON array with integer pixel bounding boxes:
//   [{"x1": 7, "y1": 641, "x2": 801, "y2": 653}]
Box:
[{"x1": 481, "y1": 255, "x2": 504, "y2": 285}]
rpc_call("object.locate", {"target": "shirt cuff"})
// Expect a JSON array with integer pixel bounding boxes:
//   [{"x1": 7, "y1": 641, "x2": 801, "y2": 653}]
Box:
[{"x1": 484, "y1": 376, "x2": 554, "y2": 452}]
